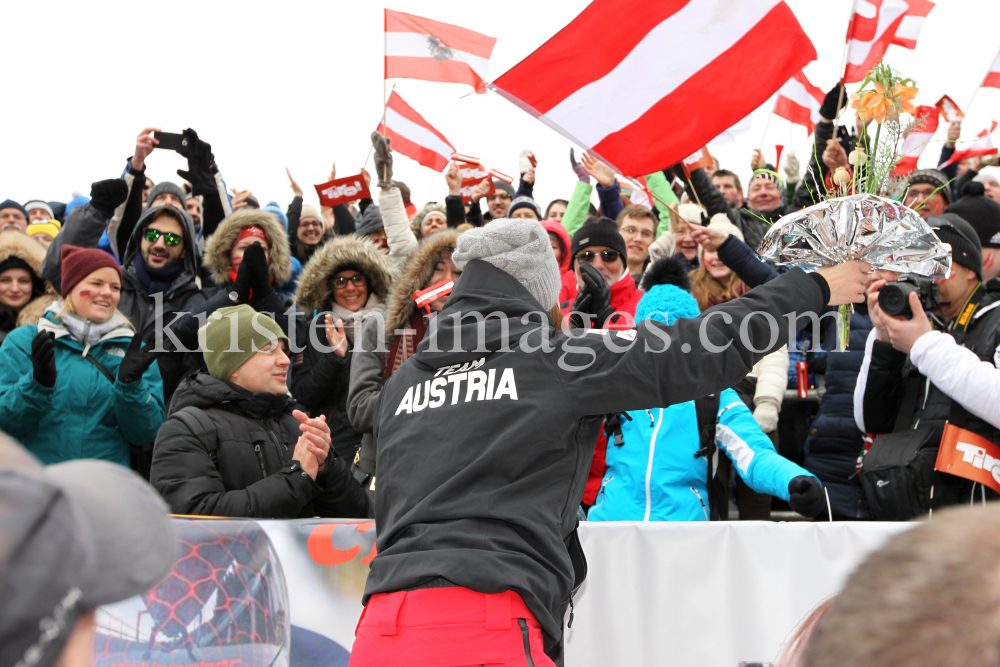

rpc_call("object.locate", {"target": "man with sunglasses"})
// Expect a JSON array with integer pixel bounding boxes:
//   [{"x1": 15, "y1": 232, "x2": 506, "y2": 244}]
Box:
[
  {"x1": 43, "y1": 184, "x2": 203, "y2": 410},
  {"x1": 559, "y1": 216, "x2": 642, "y2": 331}
]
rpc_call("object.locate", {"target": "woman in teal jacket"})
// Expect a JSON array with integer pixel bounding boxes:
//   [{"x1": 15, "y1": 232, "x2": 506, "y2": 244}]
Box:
[
  {"x1": 0, "y1": 245, "x2": 164, "y2": 467},
  {"x1": 588, "y1": 257, "x2": 825, "y2": 521}
]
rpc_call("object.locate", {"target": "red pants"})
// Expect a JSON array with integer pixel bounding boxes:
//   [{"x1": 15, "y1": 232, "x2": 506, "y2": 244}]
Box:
[{"x1": 349, "y1": 587, "x2": 556, "y2": 667}]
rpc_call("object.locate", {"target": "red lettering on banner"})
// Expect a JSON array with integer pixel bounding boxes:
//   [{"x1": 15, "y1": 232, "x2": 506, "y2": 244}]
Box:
[
  {"x1": 314, "y1": 175, "x2": 371, "y2": 207},
  {"x1": 935, "y1": 423, "x2": 1000, "y2": 494},
  {"x1": 681, "y1": 146, "x2": 713, "y2": 176},
  {"x1": 460, "y1": 164, "x2": 495, "y2": 204},
  {"x1": 307, "y1": 521, "x2": 378, "y2": 566}
]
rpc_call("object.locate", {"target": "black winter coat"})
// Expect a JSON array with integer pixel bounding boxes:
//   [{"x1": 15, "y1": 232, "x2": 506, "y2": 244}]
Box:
[
  {"x1": 365, "y1": 259, "x2": 829, "y2": 660},
  {"x1": 688, "y1": 167, "x2": 782, "y2": 249},
  {"x1": 150, "y1": 373, "x2": 371, "y2": 518},
  {"x1": 803, "y1": 305, "x2": 872, "y2": 519},
  {"x1": 290, "y1": 313, "x2": 361, "y2": 461}
]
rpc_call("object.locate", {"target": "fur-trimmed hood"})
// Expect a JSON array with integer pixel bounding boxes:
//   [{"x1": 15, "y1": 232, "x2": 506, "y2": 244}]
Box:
[
  {"x1": 0, "y1": 231, "x2": 58, "y2": 327},
  {"x1": 294, "y1": 235, "x2": 397, "y2": 314},
  {"x1": 204, "y1": 209, "x2": 294, "y2": 286},
  {"x1": 385, "y1": 229, "x2": 461, "y2": 332}
]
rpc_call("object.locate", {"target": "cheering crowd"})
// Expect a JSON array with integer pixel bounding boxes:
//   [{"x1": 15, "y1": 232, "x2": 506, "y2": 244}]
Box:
[{"x1": 2, "y1": 83, "x2": 1000, "y2": 526}]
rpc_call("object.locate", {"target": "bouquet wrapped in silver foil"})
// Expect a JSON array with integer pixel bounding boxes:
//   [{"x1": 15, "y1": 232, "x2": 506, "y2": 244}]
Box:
[{"x1": 757, "y1": 193, "x2": 951, "y2": 278}]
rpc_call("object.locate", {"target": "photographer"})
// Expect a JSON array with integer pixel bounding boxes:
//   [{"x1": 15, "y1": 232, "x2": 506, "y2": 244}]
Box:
[{"x1": 855, "y1": 214, "x2": 1000, "y2": 511}]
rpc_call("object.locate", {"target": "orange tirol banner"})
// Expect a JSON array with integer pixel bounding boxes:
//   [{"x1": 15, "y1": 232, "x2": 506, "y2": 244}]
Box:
[{"x1": 935, "y1": 422, "x2": 1000, "y2": 494}]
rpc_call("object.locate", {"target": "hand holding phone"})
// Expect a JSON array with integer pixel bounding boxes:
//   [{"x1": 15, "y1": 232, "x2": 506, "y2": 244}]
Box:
[{"x1": 153, "y1": 131, "x2": 188, "y2": 152}]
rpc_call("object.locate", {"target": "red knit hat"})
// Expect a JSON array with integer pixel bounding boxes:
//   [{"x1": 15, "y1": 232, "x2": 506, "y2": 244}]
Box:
[{"x1": 60, "y1": 245, "x2": 121, "y2": 297}]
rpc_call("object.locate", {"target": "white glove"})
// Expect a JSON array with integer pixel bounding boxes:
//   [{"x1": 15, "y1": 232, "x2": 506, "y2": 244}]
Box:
[
  {"x1": 518, "y1": 149, "x2": 535, "y2": 174},
  {"x1": 753, "y1": 402, "x2": 780, "y2": 434},
  {"x1": 647, "y1": 230, "x2": 675, "y2": 262},
  {"x1": 783, "y1": 151, "x2": 801, "y2": 184}
]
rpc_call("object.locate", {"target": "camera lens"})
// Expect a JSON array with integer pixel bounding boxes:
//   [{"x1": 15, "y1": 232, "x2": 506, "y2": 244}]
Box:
[{"x1": 878, "y1": 283, "x2": 917, "y2": 317}]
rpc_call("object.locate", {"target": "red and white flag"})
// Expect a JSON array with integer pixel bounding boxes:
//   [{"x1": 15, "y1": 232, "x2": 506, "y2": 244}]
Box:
[
  {"x1": 490, "y1": 0, "x2": 816, "y2": 177},
  {"x1": 844, "y1": 0, "x2": 935, "y2": 83},
  {"x1": 773, "y1": 71, "x2": 825, "y2": 133},
  {"x1": 983, "y1": 49, "x2": 1000, "y2": 90},
  {"x1": 376, "y1": 92, "x2": 455, "y2": 172},
  {"x1": 892, "y1": 105, "x2": 938, "y2": 175},
  {"x1": 935, "y1": 95, "x2": 964, "y2": 123},
  {"x1": 384, "y1": 10, "x2": 497, "y2": 94},
  {"x1": 941, "y1": 121, "x2": 999, "y2": 167}
]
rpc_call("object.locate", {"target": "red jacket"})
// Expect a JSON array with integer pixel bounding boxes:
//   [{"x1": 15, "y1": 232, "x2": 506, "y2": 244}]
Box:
[
  {"x1": 558, "y1": 269, "x2": 642, "y2": 505},
  {"x1": 542, "y1": 220, "x2": 572, "y2": 277}
]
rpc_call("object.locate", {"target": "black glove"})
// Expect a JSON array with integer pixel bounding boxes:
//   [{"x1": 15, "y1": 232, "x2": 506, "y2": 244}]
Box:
[
  {"x1": 569, "y1": 261, "x2": 615, "y2": 329},
  {"x1": 819, "y1": 82, "x2": 846, "y2": 121},
  {"x1": 31, "y1": 330, "x2": 57, "y2": 388},
  {"x1": 788, "y1": 476, "x2": 825, "y2": 518},
  {"x1": 242, "y1": 242, "x2": 274, "y2": 305},
  {"x1": 229, "y1": 251, "x2": 253, "y2": 303},
  {"x1": 89, "y1": 179, "x2": 129, "y2": 218},
  {"x1": 176, "y1": 128, "x2": 218, "y2": 197},
  {"x1": 117, "y1": 335, "x2": 161, "y2": 384},
  {"x1": 371, "y1": 131, "x2": 393, "y2": 187}
]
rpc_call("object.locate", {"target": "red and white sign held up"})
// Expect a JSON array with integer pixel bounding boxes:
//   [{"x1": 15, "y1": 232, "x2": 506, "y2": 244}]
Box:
[
  {"x1": 490, "y1": 0, "x2": 817, "y2": 176},
  {"x1": 460, "y1": 164, "x2": 495, "y2": 204},
  {"x1": 935, "y1": 423, "x2": 1000, "y2": 495},
  {"x1": 935, "y1": 95, "x2": 964, "y2": 123},
  {"x1": 681, "y1": 146, "x2": 714, "y2": 176},
  {"x1": 315, "y1": 175, "x2": 371, "y2": 207}
]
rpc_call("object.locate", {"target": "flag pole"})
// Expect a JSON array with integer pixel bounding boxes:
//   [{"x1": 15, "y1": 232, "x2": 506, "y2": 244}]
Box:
[
  {"x1": 364, "y1": 82, "x2": 396, "y2": 172},
  {"x1": 832, "y1": 1, "x2": 855, "y2": 133},
  {"x1": 758, "y1": 111, "x2": 774, "y2": 153}
]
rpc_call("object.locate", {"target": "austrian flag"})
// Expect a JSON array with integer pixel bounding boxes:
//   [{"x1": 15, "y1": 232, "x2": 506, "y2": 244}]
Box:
[
  {"x1": 490, "y1": 0, "x2": 816, "y2": 177},
  {"x1": 892, "y1": 105, "x2": 938, "y2": 176},
  {"x1": 984, "y1": 49, "x2": 1000, "y2": 90},
  {"x1": 773, "y1": 71, "x2": 825, "y2": 133},
  {"x1": 376, "y1": 92, "x2": 456, "y2": 172},
  {"x1": 844, "y1": 0, "x2": 935, "y2": 83},
  {"x1": 384, "y1": 10, "x2": 497, "y2": 94}
]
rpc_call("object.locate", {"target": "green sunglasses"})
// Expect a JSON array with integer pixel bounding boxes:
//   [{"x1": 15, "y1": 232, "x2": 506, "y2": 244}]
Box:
[{"x1": 144, "y1": 228, "x2": 184, "y2": 246}]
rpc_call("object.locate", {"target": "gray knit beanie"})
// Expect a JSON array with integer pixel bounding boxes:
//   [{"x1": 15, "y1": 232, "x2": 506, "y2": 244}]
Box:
[
  {"x1": 146, "y1": 181, "x2": 188, "y2": 207},
  {"x1": 452, "y1": 218, "x2": 561, "y2": 309}
]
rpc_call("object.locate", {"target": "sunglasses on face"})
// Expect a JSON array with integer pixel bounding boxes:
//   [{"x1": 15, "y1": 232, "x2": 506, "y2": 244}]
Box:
[
  {"x1": 332, "y1": 275, "x2": 367, "y2": 289},
  {"x1": 144, "y1": 228, "x2": 183, "y2": 246},
  {"x1": 577, "y1": 250, "x2": 621, "y2": 264}
]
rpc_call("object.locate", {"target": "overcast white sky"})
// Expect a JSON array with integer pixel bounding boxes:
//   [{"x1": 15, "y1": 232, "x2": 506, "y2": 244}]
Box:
[{"x1": 1, "y1": 1, "x2": 997, "y2": 214}]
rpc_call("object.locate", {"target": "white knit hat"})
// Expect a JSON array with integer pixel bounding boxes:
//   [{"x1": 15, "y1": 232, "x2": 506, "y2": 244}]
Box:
[{"x1": 452, "y1": 218, "x2": 561, "y2": 308}]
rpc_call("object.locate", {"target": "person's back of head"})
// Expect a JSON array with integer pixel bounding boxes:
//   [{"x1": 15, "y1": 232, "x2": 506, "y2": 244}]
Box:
[{"x1": 804, "y1": 505, "x2": 1000, "y2": 667}]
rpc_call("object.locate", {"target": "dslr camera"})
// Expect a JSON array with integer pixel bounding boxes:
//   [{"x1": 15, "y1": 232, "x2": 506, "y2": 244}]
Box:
[{"x1": 877, "y1": 273, "x2": 941, "y2": 319}]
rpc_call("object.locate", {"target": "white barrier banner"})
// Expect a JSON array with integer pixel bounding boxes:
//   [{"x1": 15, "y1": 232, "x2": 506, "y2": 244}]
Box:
[{"x1": 95, "y1": 519, "x2": 913, "y2": 667}]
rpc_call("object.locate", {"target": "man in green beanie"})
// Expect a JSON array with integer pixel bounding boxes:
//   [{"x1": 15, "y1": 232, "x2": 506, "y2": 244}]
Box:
[{"x1": 150, "y1": 304, "x2": 371, "y2": 518}]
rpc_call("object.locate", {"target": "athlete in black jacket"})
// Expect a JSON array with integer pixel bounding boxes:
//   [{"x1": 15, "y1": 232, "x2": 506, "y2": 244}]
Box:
[{"x1": 352, "y1": 219, "x2": 868, "y2": 667}]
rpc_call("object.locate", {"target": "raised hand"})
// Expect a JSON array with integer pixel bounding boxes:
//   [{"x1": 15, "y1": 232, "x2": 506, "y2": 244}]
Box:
[
  {"x1": 286, "y1": 168, "x2": 303, "y2": 198},
  {"x1": 445, "y1": 162, "x2": 462, "y2": 196},
  {"x1": 117, "y1": 335, "x2": 162, "y2": 384},
  {"x1": 132, "y1": 127, "x2": 160, "y2": 171},
  {"x1": 324, "y1": 314, "x2": 348, "y2": 357},
  {"x1": 31, "y1": 330, "x2": 57, "y2": 388},
  {"x1": 580, "y1": 152, "x2": 616, "y2": 188}
]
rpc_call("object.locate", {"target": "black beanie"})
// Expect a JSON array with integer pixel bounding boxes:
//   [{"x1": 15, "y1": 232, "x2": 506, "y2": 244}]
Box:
[
  {"x1": 945, "y1": 182, "x2": 1000, "y2": 248},
  {"x1": 930, "y1": 213, "x2": 982, "y2": 281},
  {"x1": 569, "y1": 216, "x2": 628, "y2": 269},
  {"x1": 908, "y1": 169, "x2": 952, "y2": 205}
]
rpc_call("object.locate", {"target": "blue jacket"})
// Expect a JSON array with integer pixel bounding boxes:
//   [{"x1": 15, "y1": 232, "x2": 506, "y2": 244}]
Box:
[
  {"x1": 0, "y1": 313, "x2": 165, "y2": 466},
  {"x1": 589, "y1": 388, "x2": 816, "y2": 521}
]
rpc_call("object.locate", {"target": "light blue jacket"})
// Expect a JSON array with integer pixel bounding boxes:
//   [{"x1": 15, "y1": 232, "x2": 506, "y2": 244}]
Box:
[{"x1": 589, "y1": 388, "x2": 817, "y2": 521}]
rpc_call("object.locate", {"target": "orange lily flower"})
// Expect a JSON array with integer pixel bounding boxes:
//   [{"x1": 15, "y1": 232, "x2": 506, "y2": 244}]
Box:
[{"x1": 892, "y1": 83, "x2": 918, "y2": 115}]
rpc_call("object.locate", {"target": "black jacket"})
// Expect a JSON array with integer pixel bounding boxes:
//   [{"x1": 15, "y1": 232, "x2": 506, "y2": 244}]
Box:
[
  {"x1": 688, "y1": 167, "x2": 782, "y2": 250},
  {"x1": 150, "y1": 373, "x2": 371, "y2": 518},
  {"x1": 364, "y1": 259, "x2": 828, "y2": 658},
  {"x1": 857, "y1": 298, "x2": 1000, "y2": 506}
]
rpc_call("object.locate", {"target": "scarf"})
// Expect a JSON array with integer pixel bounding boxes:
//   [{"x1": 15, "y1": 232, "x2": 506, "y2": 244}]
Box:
[
  {"x1": 330, "y1": 293, "x2": 384, "y2": 344},
  {"x1": 45, "y1": 300, "x2": 129, "y2": 350},
  {"x1": 384, "y1": 310, "x2": 428, "y2": 380},
  {"x1": 132, "y1": 252, "x2": 185, "y2": 296}
]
